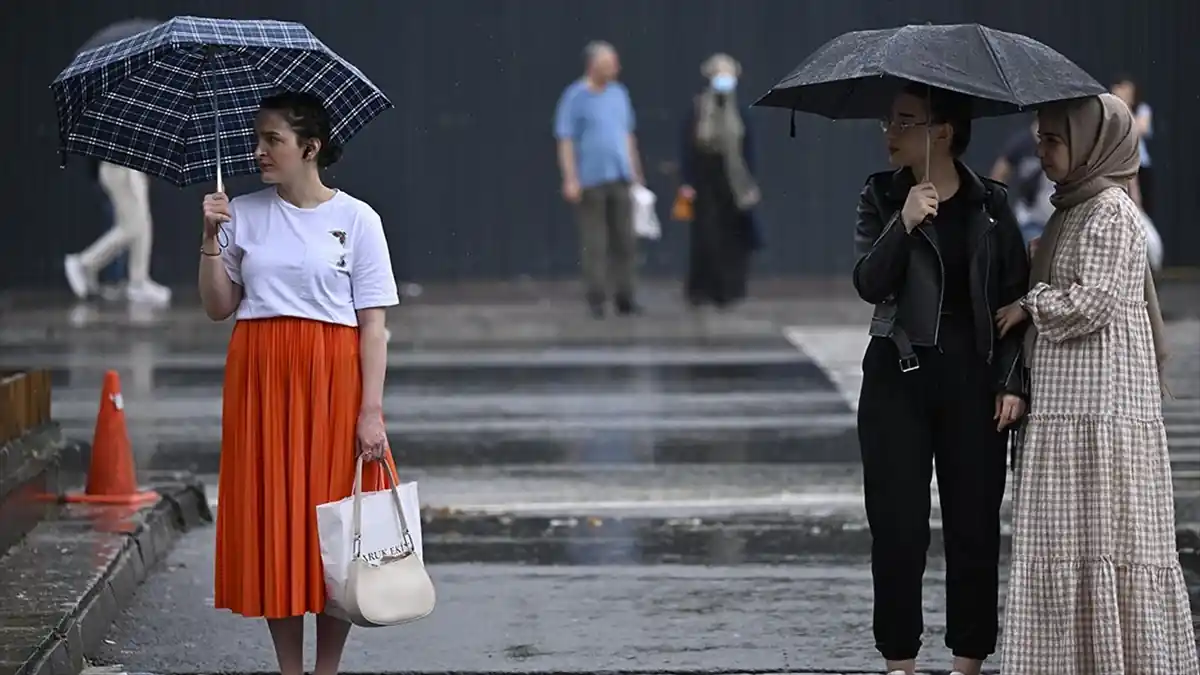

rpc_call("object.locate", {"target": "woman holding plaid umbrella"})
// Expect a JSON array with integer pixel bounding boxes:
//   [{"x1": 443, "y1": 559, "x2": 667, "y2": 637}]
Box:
[
  {"x1": 53, "y1": 17, "x2": 399, "y2": 675},
  {"x1": 199, "y1": 91, "x2": 399, "y2": 675}
]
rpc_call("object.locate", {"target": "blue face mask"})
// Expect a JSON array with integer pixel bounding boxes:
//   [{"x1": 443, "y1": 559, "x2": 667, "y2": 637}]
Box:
[{"x1": 711, "y1": 74, "x2": 737, "y2": 93}]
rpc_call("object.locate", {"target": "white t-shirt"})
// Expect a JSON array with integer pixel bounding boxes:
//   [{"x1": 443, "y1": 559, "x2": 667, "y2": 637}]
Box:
[{"x1": 221, "y1": 188, "x2": 399, "y2": 327}]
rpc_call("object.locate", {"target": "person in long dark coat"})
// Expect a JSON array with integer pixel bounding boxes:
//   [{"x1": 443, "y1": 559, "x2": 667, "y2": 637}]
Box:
[{"x1": 677, "y1": 53, "x2": 762, "y2": 309}]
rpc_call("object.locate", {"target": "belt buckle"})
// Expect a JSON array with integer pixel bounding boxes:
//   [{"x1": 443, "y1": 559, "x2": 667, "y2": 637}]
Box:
[{"x1": 898, "y1": 355, "x2": 920, "y2": 373}]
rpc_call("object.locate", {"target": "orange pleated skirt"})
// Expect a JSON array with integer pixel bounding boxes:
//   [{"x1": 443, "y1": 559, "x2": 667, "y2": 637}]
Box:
[{"x1": 214, "y1": 317, "x2": 395, "y2": 619}]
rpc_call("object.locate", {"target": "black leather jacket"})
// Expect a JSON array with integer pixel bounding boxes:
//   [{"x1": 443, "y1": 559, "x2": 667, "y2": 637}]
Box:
[{"x1": 852, "y1": 162, "x2": 1031, "y2": 398}]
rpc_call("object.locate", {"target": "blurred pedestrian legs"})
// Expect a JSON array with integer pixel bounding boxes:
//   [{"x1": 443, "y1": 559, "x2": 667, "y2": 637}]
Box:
[{"x1": 65, "y1": 161, "x2": 171, "y2": 305}]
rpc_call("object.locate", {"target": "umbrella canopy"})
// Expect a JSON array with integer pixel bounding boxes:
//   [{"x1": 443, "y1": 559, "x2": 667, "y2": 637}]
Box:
[
  {"x1": 52, "y1": 15, "x2": 392, "y2": 187},
  {"x1": 754, "y1": 23, "x2": 1106, "y2": 120},
  {"x1": 78, "y1": 18, "x2": 161, "y2": 53}
]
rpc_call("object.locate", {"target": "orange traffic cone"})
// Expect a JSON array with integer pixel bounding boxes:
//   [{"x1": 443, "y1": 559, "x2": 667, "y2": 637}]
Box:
[{"x1": 64, "y1": 370, "x2": 158, "y2": 506}]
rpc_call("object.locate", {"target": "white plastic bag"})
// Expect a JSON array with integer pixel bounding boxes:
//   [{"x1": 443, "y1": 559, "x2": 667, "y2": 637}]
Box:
[
  {"x1": 1141, "y1": 209, "x2": 1163, "y2": 272},
  {"x1": 316, "y1": 469, "x2": 427, "y2": 625},
  {"x1": 631, "y1": 184, "x2": 661, "y2": 240}
]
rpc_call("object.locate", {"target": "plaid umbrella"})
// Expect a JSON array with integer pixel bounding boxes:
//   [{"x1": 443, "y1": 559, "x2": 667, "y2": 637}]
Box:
[{"x1": 52, "y1": 15, "x2": 392, "y2": 188}]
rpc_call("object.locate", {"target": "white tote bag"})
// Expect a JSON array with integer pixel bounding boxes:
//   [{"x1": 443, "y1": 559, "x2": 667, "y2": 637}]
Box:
[
  {"x1": 316, "y1": 459, "x2": 436, "y2": 627},
  {"x1": 631, "y1": 184, "x2": 662, "y2": 240}
]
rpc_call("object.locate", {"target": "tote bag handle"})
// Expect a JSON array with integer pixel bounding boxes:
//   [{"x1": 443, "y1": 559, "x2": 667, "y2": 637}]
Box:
[{"x1": 349, "y1": 457, "x2": 414, "y2": 560}]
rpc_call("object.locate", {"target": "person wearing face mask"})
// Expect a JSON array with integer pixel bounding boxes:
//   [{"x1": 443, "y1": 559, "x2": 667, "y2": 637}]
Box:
[
  {"x1": 994, "y1": 93, "x2": 1197, "y2": 675},
  {"x1": 677, "y1": 53, "x2": 762, "y2": 309}
]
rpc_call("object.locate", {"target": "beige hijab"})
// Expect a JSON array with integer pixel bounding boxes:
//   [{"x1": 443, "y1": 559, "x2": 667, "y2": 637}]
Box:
[
  {"x1": 1024, "y1": 93, "x2": 1169, "y2": 391},
  {"x1": 694, "y1": 53, "x2": 760, "y2": 210}
]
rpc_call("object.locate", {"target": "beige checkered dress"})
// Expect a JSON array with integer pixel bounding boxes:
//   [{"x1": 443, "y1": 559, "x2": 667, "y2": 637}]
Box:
[{"x1": 1001, "y1": 187, "x2": 1199, "y2": 674}]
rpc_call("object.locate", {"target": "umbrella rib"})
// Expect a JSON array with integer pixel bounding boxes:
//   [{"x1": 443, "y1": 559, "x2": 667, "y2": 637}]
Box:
[
  {"x1": 182, "y1": 45, "x2": 277, "y2": 184},
  {"x1": 178, "y1": 45, "x2": 225, "y2": 186},
  {"x1": 978, "y1": 29, "x2": 1018, "y2": 106},
  {"x1": 59, "y1": 47, "x2": 174, "y2": 160}
]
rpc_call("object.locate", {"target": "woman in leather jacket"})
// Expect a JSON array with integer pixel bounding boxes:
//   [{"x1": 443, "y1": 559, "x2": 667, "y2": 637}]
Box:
[{"x1": 851, "y1": 83, "x2": 1030, "y2": 675}]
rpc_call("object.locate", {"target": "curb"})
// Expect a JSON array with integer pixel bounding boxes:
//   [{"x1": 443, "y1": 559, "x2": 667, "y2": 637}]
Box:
[{"x1": 0, "y1": 476, "x2": 213, "y2": 675}]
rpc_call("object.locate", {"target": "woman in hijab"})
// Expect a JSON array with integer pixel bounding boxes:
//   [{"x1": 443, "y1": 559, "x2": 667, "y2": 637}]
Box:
[
  {"x1": 995, "y1": 93, "x2": 1198, "y2": 674},
  {"x1": 677, "y1": 53, "x2": 762, "y2": 309}
]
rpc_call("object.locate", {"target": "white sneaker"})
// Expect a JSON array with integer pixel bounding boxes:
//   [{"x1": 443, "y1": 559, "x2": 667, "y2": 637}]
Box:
[
  {"x1": 126, "y1": 280, "x2": 172, "y2": 306},
  {"x1": 64, "y1": 254, "x2": 93, "y2": 299},
  {"x1": 99, "y1": 282, "x2": 126, "y2": 302}
]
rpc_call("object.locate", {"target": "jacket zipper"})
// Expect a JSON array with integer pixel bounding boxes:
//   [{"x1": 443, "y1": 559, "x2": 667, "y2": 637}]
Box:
[
  {"x1": 916, "y1": 227, "x2": 944, "y2": 349},
  {"x1": 917, "y1": 208, "x2": 999, "y2": 355},
  {"x1": 978, "y1": 210, "x2": 998, "y2": 363}
]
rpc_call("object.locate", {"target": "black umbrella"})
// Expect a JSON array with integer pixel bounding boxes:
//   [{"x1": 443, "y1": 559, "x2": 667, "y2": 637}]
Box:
[
  {"x1": 78, "y1": 18, "x2": 161, "y2": 53},
  {"x1": 753, "y1": 23, "x2": 1105, "y2": 122}
]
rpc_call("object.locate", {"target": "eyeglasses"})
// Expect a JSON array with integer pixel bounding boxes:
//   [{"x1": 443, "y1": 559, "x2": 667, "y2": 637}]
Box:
[{"x1": 879, "y1": 118, "x2": 932, "y2": 134}]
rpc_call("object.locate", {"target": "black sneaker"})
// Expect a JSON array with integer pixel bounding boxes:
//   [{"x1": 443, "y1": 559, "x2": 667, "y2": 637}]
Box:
[
  {"x1": 586, "y1": 293, "x2": 606, "y2": 319},
  {"x1": 614, "y1": 296, "x2": 641, "y2": 316}
]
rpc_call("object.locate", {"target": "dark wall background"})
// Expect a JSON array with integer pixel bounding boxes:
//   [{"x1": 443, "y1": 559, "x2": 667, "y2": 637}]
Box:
[{"x1": 1, "y1": 0, "x2": 1195, "y2": 290}]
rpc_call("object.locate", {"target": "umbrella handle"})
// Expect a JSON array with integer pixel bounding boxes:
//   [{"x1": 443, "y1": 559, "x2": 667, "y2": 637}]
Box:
[
  {"x1": 206, "y1": 46, "x2": 224, "y2": 195},
  {"x1": 213, "y1": 96, "x2": 224, "y2": 194},
  {"x1": 922, "y1": 86, "x2": 931, "y2": 181},
  {"x1": 924, "y1": 130, "x2": 930, "y2": 181}
]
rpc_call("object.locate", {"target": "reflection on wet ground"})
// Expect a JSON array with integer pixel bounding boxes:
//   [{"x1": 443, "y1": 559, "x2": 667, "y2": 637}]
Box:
[
  {"x1": 130, "y1": 426, "x2": 858, "y2": 471},
  {"x1": 46, "y1": 347, "x2": 860, "y2": 472},
  {"x1": 419, "y1": 513, "x2": 946, "y2": 565},
  {"x1": 11, "y1": 316, "x2": 1200, "y2": 571},
  {"x1": 42, "y1": 359, "x2": 833, "y2": 392},
  {"x1": 9, "y1": 297, "x2": 1200, "y2": 672}
]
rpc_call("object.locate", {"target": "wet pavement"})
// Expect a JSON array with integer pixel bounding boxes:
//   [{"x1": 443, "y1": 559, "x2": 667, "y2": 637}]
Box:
[
  {"x1": 2, "y1": 282, "x2": 1198, "y2": 672},
  {"x1": 94, "y1": 534, "x2": 1004, "y2": 674}
]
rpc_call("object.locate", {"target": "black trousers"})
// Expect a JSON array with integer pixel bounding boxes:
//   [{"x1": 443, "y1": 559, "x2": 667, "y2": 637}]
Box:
[{"x1": 857, "y1": 327, "x2": 1009, "y2": 661}]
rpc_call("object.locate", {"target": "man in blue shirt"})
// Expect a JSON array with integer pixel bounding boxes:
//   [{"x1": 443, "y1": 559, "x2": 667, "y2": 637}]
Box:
[{"x1": 554, "y1": 41, "x2": 645, "y2": 318}]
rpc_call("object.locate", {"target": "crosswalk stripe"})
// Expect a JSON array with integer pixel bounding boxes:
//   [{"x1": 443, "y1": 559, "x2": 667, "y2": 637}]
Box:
[
  {"x1": 782, "y1": 326, "x2": 869, "y2": 412},
  {"x1": 3, "y1": 347, "x2": 809, "y2": 370},
  {"x1": 59, "y1": 413, "x2": 858, "y2": 434}
]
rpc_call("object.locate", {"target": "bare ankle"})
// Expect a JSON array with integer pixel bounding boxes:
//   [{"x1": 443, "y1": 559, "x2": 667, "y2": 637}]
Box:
[
  {"x1": 313, "y1": 612, "x2": 353, "y2": 675},
  {"x1": 951, "y1": 656, "x2": 984, "y2": 675},
  {"x1": 265, "y1": 617, "x2": 305, "y2": 675}
]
